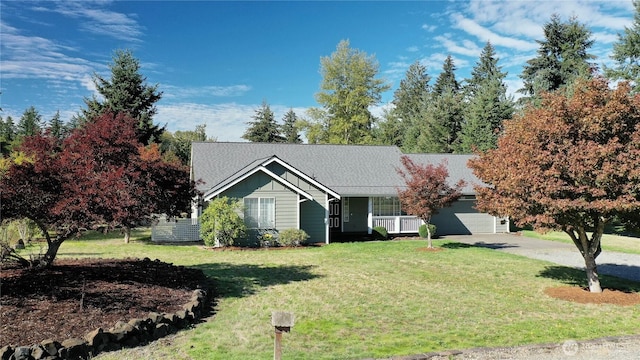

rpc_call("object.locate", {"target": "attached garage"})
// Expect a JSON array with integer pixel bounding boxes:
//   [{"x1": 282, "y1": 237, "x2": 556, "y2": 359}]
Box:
[{"x1": 431, "y1": 199, "x2": 508, "y2": 235}]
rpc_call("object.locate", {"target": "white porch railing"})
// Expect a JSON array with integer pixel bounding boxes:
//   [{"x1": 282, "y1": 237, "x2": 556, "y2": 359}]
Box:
[{"x1": 372, "y1": 216, "x2": 423, "y2": 234}]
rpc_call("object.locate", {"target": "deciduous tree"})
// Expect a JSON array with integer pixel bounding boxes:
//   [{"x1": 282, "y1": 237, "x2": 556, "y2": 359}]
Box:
[
  {"x1": 396, "y1": 156, "x2": 465, "y2": 248},
  {"x1": 0, "y1": 112, "x2": 198, "y2": 266},
  {"x1": 307, "y1": 40, "x2": 390, "y2": 144},
  {"x1": 469, "y1": 78, "x2": 640, "y2": 293}
]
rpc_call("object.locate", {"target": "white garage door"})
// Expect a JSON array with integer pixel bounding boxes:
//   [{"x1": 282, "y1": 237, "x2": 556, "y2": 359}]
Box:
[{"x1": 431, "y1": 200, "x2": 495, "y2": 235}]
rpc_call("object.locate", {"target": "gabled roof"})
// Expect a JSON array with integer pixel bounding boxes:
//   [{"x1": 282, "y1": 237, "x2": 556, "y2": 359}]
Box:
[{"x1": 191, "y1": 142, "x2": 483, "y2": 197}]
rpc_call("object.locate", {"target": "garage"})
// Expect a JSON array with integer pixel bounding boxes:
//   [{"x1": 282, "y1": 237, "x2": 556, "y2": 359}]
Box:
[{"x1": 431, "y1": 199, "x2": 504, "y2": 235}]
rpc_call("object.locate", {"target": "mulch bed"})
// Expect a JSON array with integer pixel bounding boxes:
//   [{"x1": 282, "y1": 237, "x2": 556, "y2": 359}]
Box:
[
  {"x1": 545, "y1": 286, "x2": 640, "y2": 306},
  {"x1": 0, "y1": 258, "x2": 209, "y2": 347}
]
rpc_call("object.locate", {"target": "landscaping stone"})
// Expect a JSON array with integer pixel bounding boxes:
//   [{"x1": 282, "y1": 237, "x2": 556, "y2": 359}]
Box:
[
  {"x1": 30, "y1": 345, "x2": 47, "y2": 360},
  {"x1": 39, "y1": 340, "x2": 60, "y2": 356},
  {"x1": 10, "y1": 346, "x2": 30, "y2": 360},
  {"x1": 59, "y1": 338, "x2": 89, "y2": 359},
  {"x1": 0, "y1": 346, "x2": 13, "y2": 360}
]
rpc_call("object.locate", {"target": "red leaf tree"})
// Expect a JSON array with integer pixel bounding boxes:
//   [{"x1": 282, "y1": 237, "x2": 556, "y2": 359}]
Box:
[
  {"x1": 396, "y1": 155, "x2": 465, "y2": 248},
  {"x1": 469, "y1": 78, "x2": 640, "y2": 293},
  {"x1": 0, "y1": 112, "x2": 199, "y2": 267}
]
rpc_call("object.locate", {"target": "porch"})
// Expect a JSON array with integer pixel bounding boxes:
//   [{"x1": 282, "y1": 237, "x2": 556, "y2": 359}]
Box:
[{"x1": 370, "y1": 215, "x2": 424, "y2": 234}]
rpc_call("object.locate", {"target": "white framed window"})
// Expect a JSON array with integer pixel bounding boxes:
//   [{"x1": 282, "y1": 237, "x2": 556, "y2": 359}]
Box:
[
  {"x1": 244, "y1": 197, "x2": 275, "y2": 228},
  {"x1": 371, "y1": 197, "x2": 405, "y2": 216}
]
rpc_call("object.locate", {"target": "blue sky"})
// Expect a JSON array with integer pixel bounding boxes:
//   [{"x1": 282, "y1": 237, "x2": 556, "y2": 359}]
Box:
[{"x1": 0, "y1": 1, "x2": 635, "y2": 142}]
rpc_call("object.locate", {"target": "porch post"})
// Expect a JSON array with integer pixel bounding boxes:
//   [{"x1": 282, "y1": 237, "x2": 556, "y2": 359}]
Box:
[{"x1": 367, "y1": 197, "x2": 373, "y2": 235}]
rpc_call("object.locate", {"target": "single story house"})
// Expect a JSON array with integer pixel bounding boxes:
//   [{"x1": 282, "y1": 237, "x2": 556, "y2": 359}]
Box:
[{"x1": 190, "y1": 142, "x2": 509, "y2": 244}]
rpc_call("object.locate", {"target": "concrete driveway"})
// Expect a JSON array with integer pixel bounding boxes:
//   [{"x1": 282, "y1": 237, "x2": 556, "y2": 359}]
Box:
[{"x1": 442, "y1": 233, "x2": 640, "y2": 283}]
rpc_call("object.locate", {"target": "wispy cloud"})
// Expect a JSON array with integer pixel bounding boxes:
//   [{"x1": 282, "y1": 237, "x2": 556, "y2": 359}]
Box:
[
  {"x1": 434, "y1": 34, "x2": 482, "y2": 57},
  {"x1": 162, "y1": 85, "x2": 253, "y2": 101},
  {"x1": 33, "y1": 2, "x2": 144, "y2": 42},
  {"x1": 450, "y1": 13, "x2": 537, "y2": 52}
]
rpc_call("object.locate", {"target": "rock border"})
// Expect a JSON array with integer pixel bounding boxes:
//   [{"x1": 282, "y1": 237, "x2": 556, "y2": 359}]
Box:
[{"x1": 1, "y1": 267, "x2": 212, "y2": 360}]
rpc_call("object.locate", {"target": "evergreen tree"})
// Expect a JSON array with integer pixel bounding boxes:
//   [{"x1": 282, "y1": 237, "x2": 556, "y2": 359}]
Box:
[
  {"x1": 242, "y1": 101, "x2": 284, "y2": 143},
  {"x1": 281, "y1": 109, "x2": 302, "y2": 143},
  {"x1": 307, "y1": 40, "x2": 390, "y2": 144},
  {"x1": 17, "y1": 106, "x2": 43, "y2": 137},
  {"x1": 0, "y1": 115, "x2": 16, "y2": 156},
  {"x1": 433, "y1": 55, "x2": 460, "y2": 95},
  {"x1": 417, "y1": 56, "x2": 463, "y2": 153},
  {"x1": 457, "y1": 42, "x2": 514, "y2": 153},
  {"x1": 80, "y1": 49, "x2": 164, "y2": 145},
  {"x1": 379, "y1": 61, "x2": 432, "y2": 150},
  {"x1": 519, "y1": 14, "x2": 595, "y2": 99},
  {"x1": 47, "y1": 111, "x2": 66, "y2": 140},
  {"x1": 605, "y1": 0, "x2": 640, "y2": 91}
]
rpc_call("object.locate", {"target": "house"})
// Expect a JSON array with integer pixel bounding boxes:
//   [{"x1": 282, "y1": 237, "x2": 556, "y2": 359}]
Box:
[{"x1": 189, "y1": 142, "x2": 509, "y2": 244}]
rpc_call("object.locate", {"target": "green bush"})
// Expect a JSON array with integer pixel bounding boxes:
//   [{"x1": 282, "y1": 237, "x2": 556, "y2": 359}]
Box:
[
  {"x1": 372, "y1": 226, "x2": 388, "y2": 240},
  {"x1": 200, "y1": 197, "x2": 246, "y2": 247},
  {"x1": 278, "y1": 228, "x2": 309, "y2": 247},
  {"x1": 418, "y1": 224, "x2": 437, "y2": 239}
]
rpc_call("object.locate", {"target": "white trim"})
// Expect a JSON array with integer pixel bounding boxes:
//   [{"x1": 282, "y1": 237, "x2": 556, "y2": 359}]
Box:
[
  {"x1": 203, "y1": 165, "x2": 313, "y2": 201},
  {"x1": 325, "y1": 194, "x2": 330, "y2": 244},
  {"x1": 262, "y1": 157, "x2": 341, "y2": 200}
]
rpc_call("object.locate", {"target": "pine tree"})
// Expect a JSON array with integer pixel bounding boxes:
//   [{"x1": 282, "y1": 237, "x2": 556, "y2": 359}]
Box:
[
  {"x1": 519, "y1": 14, "x2": 595, "y2": 99},
  {"x1": 48, "y1": 111, "x2": 66, "y2": 140},
  {"x1": 379, "y1": 61, "x2": 432, "y2": 150},
  {"x1": 242, "y1": 101, "x2": 284, "y2": 143},
  {"x1": 80, "y1": 50, "x2": 164, "y2": 145},
  {"x1": 281, "y1": 109, "x2": 302, "y2": 143},
  {"x1": 605, "y1": 0, "x2": 640, "y2": 91},
  {"x1": 417, "y1": 56, "x2": 463, "y2": 153},
  {"x1": 17, "y1": 106, "x2": 43, "y2": 137},
  {"x1": 0, "y1": 115, "x2": 16, "y2": 156},
  {"x1": 457, "y1": 42, "x2": 514, "y2": 153}
]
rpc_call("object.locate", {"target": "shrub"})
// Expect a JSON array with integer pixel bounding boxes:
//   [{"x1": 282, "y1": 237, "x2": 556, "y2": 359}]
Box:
[
  {"x1": 278, "y1": 228, "x2": 309, "y2": 247},
  {"x1": 200, "y1": 197, "x2": 246, "y2": 247},
  {"x1": 418, "y1": 224, "x2": 437, "y2": 239},
  {"x1": 372, "y1": 226, "x2": 388, "y2": 240}
]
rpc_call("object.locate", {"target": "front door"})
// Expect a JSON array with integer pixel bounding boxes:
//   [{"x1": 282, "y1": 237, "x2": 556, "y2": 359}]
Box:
[{"x1": 329, "y1": 199, "x2": 341, "y2": 235}]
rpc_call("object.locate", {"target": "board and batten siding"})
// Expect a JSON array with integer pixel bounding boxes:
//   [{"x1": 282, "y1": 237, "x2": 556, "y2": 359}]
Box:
[
  {"x1": 266, "y1": 162, "x2": 329, "y2": 243},
  {"x1": 220, "y1": 172, "x2": 298, "y2": 231}
]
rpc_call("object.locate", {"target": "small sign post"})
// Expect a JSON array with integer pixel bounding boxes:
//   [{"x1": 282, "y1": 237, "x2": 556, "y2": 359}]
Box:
[{"x1": 271, "y1": 311, "x2": 294, "y2": 360}]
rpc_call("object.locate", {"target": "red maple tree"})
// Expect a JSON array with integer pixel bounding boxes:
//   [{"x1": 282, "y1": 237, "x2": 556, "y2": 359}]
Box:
[
  {"x1": 1, "y1": 112, "x2": 198, "y2": 267},
  {"x1": 396, "y1": 155, "x2": 465, "y2": 248},
  {"x1": 469, "y1": 78, "x2": 640, "y2": 293}
]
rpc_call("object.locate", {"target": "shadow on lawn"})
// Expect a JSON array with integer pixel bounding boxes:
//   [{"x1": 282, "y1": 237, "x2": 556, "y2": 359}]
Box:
[
  {"x1": 538, "y1": 265, "x2": 640, "y2": 292},
  {"x1": 440, "y1": 242, "x2": 518, "y2": 250},
  {"x1": 191, "y1": 263, "x2": 320, "y2": 299}
]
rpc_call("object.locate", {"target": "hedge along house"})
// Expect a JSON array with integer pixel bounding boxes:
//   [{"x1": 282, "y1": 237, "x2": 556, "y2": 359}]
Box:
[{"x1": 190, "y1": 142, "x2": 509, "y2": 244}]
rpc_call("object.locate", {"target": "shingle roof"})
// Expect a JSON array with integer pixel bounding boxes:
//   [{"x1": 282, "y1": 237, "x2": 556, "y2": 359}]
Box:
[{"x1": 191, "y1": 142, "x2": 482, "y2": 196}]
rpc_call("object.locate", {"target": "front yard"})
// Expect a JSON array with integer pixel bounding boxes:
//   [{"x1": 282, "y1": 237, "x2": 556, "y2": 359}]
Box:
[{"x1": 13, "y1": 233, "x2": 640, "y2": 359}]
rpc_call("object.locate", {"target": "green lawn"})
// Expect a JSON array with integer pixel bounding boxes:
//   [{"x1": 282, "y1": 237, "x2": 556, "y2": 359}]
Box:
[
  {"x1": 25, "y1": 233, "x2": 640, "y2": 360},
  {"x1": 520, "y1": 230, "x2": 640, "y2": 255}
]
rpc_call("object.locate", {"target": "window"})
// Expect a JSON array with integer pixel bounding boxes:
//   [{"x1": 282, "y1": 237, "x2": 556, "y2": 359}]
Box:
[
  {"x1": 371, "y1": 197, "x2": 405, "y2": 216},
  {"x1": 244, "y1": 197, "x2": 275, "y2": 228}
]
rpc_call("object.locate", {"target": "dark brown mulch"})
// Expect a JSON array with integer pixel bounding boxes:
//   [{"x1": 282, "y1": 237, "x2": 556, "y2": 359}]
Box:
[
  {"x1": 0, "y1": 258, "x2": 209, "y2": 347},
  {"x1": 545, "y1": 286, "x2": 640, "y2": 306}
]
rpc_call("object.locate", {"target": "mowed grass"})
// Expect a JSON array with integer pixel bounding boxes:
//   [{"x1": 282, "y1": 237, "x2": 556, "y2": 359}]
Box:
[
  {"x1": 520, "y1": 230, "x2": 640, "y2": 255},
  {"x1": 31, "y1": 232, "x2": 640, "y2": 360}
]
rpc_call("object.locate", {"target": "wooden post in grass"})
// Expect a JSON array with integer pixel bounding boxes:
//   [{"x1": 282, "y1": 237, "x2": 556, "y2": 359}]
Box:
[{"x1": 272, "y1": 311, "x2": 294, "y2": 360}]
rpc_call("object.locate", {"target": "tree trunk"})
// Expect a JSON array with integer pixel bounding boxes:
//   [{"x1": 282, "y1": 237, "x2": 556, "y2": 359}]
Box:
[
  {"x1": 39, "y1": 239, "x2": 62, "y2": 268},
  {"x1": 426, "y1": 223, "x2": 433, "y2": 248},
  {"x1": 124, "y1": 227, "x2": 131, "y2": 244},
  {"x1": 583, "y1": 252, "x2": 602, "y2": 293}
]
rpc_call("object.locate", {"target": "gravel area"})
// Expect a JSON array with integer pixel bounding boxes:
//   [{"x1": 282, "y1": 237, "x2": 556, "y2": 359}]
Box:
[{"x1": 375, "y1": 233, "x2": 640, "y2": 360}]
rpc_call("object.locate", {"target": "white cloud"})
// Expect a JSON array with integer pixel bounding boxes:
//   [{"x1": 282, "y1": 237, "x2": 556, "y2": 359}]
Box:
[
  {"x1": 434, "y1": 35, "x2": 482, "y2": 57},
  {"x1": 162, "y1": 85, "x2": 252, "y2": 100},
  {"x1": 450, "y1": 13, "x2": 538, "y2": 52},
  {"x1": 156, "y1": 102, "x2": 309, "y2": 142},
  {"x1": 35, "y1": 2, "x2": 144, "y2": 42}
]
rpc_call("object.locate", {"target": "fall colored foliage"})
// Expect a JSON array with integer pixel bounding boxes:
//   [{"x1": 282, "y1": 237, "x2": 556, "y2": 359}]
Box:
[
  {"x1": 469, "y1": 77, "x2": 640, "y2": 292},
  {"x1": 396, "y1": 155, "x2": 465, "y2": 248},
  {"x1": 0, "y1": 112, "x2": 198, "y2": 267}
]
